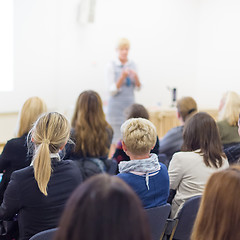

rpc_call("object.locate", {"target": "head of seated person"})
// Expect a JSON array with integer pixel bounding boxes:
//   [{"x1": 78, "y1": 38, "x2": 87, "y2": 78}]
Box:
[
  {"x1": 191, "y1": 165, "x2": 240, "y2": 240},
  {"x1": 176, "y1": 96, "x2": 198, "y2": 125},
  {"x1": 121, "y1": 118, "x2": 157, "y2": 159},
  {"x1": 54, "y1": 174, "x2": 151, "y2": 240},
  {"x1": 30, "y1": 112, "x2": 71, "y2": 196},
  {"x1": 217, "y1": 91, "x2": 240, "y2": 148},
  {"x1": 17, "y1": 96, "x2": 47, "y2": 137},
  {"x1": 218, "y1": 91, "x2": 240, "y2": 126},
  {"x1": 118, "y1": 118, "x2": 169, "y2": 208},
  {"x1": 113, "y1": 104, "x2": 160, "y2": 163},
  {"x1": 70, "y1": 90, "x2": 113, "y2": 158},
  {"x1": 124, "y1": 103, "x2": 149, "y2": 120}
]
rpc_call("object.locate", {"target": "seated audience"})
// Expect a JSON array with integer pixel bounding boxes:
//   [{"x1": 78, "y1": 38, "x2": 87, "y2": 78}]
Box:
[
  {"x1": 54, "y1": 174, "x2": 151, "y2": 240},
  {"x1": 117, "y1": 118, "x2": 169, "y2": 208},
  {"x1": 168, "y1": 112, "x2": 229, "y2": 218},
  {"x1": 63, "y1": 90, "x2": 115, "y2": 180},
  {"x1": 217, "y1": 91, "x2": 240, "y2": 148},
  {"x1": 0, "y1": 96, "x2": 47, "y2": 204},
  {"x1": 0, "y1": 112, "x2": 82, "y2": 240},
  {"x1": 112, "y1": 103, "x2": 159, "y2": 163},
  {"x1": 159, "y1": 96, "x2": 197, "y2": 163},
  {"x1": 191, "y1": 165, "x2": 240, "y2": 240}
]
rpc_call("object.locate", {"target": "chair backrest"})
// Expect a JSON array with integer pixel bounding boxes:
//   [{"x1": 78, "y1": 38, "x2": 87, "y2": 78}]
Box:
[
  {"x1": 170, "y1": 195, "x2": 201, "y2": 240},
  {"x1": 29, "y1": 228, "x2": 58, "y2": 240},
  {"x1": 146, "y1": 203, "x2": 171, "y2": 240}
]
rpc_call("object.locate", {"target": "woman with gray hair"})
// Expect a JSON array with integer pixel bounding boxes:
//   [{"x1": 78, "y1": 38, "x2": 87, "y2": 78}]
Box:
[{"x1": 117, "y1": 118, "x2": 169, "y2": 209}]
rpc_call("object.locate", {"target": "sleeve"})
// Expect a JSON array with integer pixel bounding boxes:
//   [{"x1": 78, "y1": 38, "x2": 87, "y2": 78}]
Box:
[
  {"x1": 0, "y1": 172, "x2": 21, "y2": 220},
  {"x1": 159, "y1": 129, "x2": 176, "y2": 154},
  {"x1": 168, "y1": 153, "x2": 183, "y2": 190},
  {"x1": 105, "y1": 62, "x2": 119, "y2": 96},
  {"x1": 0, "y1": 141, "x2": 13, "y2": 172}
]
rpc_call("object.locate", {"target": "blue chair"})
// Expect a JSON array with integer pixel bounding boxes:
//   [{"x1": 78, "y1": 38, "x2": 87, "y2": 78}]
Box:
[
  {"x1": 29, "y1": 228, "x2": 58, "y2": 240},
  {"x1": 164, "y1": 195, "x2": 201, "y2": 240},
  {"x1": 146, "y1": 203, "x2": 171, "y2": 240}
]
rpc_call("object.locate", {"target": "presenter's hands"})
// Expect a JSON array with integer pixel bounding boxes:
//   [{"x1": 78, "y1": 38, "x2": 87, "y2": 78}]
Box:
[
  {"x1": 116, "y1": 68, "x2": 141, "y2": 89},
  {"x1": 128, "y1": 69, "x2": 137, "y2": 79},
  {"x1": 116, "y1": 69, "x2": 129, "y2": 89},
  {"x1": 129, "y1": 69, "x2": 141, "y2": 88},
  {"x1": 121, "y1": 69, "x2": 129, "y2": 78}
]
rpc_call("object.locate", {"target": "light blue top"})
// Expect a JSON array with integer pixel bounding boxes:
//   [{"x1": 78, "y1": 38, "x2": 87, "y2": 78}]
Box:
[{"x1": 106, "y1": 59, "x2": 138, "y2": 143}]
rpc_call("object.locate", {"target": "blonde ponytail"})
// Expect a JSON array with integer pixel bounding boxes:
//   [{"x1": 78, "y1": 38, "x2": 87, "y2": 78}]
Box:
[
  {"x1": 31, "y1": 112, "x2": 70, "y2": 196},
  {"x1": 33, "y1": 142, "x2": 52, "y2": 196}
]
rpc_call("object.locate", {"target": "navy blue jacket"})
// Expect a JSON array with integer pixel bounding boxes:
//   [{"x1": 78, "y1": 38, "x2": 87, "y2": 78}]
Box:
[
  {"x1": 118, "y1": 163, "x2": 169, "y2": 209},
  {"x1": 0, "y1": 159, "x2": 82, "y2": 240},
  {"x1": 0, "y1": 134, "x2": 31, "y2": 203}
]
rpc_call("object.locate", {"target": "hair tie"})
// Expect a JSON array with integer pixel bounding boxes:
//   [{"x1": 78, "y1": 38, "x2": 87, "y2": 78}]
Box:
[
  {"x1": 42, "y1": 139, "x2": 50, "y2": 145},
  {"x1": 188, "y1": 108, "x2": 196, "y2": 115}
]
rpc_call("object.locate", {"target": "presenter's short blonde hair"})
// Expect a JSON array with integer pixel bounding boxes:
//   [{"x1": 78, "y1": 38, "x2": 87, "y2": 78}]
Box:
[
  {"x1": 121, "y1": 118, "x2": 157, "y2": 155},
  {"x1": 117, "y1": 38, "x2": 130, "y2": 49}
]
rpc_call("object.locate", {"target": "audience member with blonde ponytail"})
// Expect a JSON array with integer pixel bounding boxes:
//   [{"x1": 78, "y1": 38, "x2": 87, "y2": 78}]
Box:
[
  {"x1": 0, "y1": 96, "x2": 47, "y2": 203},
  {"x1": 0, "y1": 112, "x2": 82, "y2": 240}
]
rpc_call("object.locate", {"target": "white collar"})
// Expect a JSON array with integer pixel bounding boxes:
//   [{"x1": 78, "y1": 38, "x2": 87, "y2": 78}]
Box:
[
  {"x1": 30, "y1": 153, "x2": 61, "y2": 166},
  {"x1": 50, "y1": 153, "x2": 61, "y2": 161}
]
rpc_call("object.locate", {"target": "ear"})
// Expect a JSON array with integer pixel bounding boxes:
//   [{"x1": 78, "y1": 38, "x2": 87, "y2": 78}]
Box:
[
  {"x1": 122, "y1": 141, "x2": 127, "y2": 152},
  {"x1": 31, "y1": 137, "x2": 34, "y2": 143},
  {"x1": 177, "y1": 111, "x2": 180, "y2": 119}
]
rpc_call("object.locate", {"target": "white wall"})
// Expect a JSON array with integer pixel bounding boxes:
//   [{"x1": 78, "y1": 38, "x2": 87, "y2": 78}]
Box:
[
  {"x1": 54, "y1": 0, "x2": 198, "y2": 115},
  {"x1": 0, "y1": 0, "x2": 239, "y2": 114},
  {"x1": 196, "y1": 0, "x2": 240, "y2": 108}
]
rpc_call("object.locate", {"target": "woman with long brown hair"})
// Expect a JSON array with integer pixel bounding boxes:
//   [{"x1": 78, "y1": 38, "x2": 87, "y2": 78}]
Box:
[
  {"x1": 63, "y1": 90, "x2": 114, "y2": 179},
  {"x1": 191, "y1": 165, "x2": 240, "y2": 240},
  {"x1": 168, "y1": 112, "x2": 229, "y2": 218},
  {"x1": 64, "y1": 90, "x2": 113, "y2": 159}
]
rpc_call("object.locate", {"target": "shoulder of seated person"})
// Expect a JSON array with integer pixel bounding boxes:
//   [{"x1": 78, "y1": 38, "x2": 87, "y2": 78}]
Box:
[{"x1": 10, "y1": 166, "x2": 33, "y2": 178}]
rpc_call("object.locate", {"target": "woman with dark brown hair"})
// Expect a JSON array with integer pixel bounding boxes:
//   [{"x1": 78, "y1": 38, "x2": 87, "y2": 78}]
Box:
[
  {"x1": 191, "y1": 165, "x2": 240, "y2": 240},
  {"x1": 168, "y1": 112, "x2": 229, "y2": 218},
  {"x1": 54, "y1": 174, "x2": 151, "y2": 240},
  {"x1": 63, "y1": 90, "x2": 115, "y2": 180}
]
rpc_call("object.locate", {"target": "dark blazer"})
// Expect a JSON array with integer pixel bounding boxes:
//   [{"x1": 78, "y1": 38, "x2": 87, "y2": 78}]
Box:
[
  {"x1": 0, "y1": 159, "x2": 82, "y2": 240},
  {"x1": 224, "y1": 143, "x2": 240, "y2": 164},
  {"x1": 0, "y1": 134, "x2": 32, "y2": 203}
]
